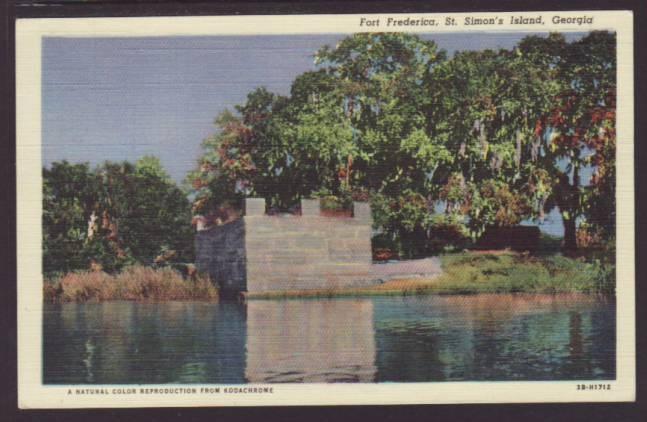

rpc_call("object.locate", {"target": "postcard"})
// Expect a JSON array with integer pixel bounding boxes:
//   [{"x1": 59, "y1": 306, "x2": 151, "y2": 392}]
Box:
[{"x1": 16, "y1": 10, "x2": 635, "y2": 408}]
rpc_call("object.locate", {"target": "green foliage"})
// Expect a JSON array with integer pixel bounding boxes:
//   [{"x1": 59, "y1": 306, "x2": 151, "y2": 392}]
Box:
[
  {"x1": 427, "y1": 214, "x2": 471, "y2": 253},
  {"x1": 187, "y1": 31, "x2": 616, "y2": 257},
  {"x1": 370, "y1": 190, "x2": 469, "y2": 257},
  {"x1": 135, "y1": 155, "x2": 173, "y2": 182},
  {"x1": 370, "y1": 191, "x2": 432, "y2": 258},
  {"x1": 528, "y1": 31, "x2": 617, "y2": 250},
  {"x1": 43, "y1": 158, "x2": 194, "y2": 276},
  {"x1": 436, "y1": 253, "x2": 614, "y2": 295},
  {"x1": 464, "y1": 179, "x2": 532, "y2": 238},
  {"x1": 43, "y1": 161, "x2": 99, "y2": 275},
  {"x1": 312, "y1": 187, "x2": 354, "y2": 211}
]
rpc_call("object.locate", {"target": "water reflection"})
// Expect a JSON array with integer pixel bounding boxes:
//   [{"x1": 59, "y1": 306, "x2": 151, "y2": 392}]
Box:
[
  {"x1": 246, "y1": 299, "x2": 376, "y2": 382},
  {"x1": 372, "y1": 294, "x2": 615, "y2": 381},
  {"x1": 44, "y1": 301, "x2": 247, "y2": 384},
  {"x1": 43, "y1": 294, "x2": 615, "y2": 384}
]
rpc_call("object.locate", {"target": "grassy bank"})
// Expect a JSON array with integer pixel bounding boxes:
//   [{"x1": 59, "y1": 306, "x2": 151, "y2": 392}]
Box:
[
  {"x1": 44, "y1": 252, "x2": 614, "y2": 302},
  {"x1": 245, "y1": 252, "x2": 614, "y2": 299},
  {"x1": 44, "y1": 266, "x2": 218, "y2": 302},
  {"x1": 424, "y1": 252, "x2": 614, "y2": 295}
]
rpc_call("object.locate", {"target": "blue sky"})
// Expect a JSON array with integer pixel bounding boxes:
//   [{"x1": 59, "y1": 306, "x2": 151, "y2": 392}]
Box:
[{"x1": 42, "y1": 32, "x2": 586, "y2": 236}]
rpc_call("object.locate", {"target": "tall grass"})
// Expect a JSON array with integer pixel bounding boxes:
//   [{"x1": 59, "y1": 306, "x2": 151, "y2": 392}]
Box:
[{"x1": 44, "y1": 265, "x2": 218, "y2": 302}]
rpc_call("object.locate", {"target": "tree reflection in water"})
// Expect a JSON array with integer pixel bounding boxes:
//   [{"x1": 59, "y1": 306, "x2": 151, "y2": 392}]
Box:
[{"x1": 43, "y1": 294, "x2": 615, "y2": 384}]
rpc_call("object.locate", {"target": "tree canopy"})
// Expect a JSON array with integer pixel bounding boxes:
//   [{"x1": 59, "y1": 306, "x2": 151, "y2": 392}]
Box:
[{"x1": 186, "y1": 31, "x2": 616, "y2": 257}]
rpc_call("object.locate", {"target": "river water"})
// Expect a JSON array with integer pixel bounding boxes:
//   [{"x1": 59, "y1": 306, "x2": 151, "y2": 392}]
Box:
[{"x1": 43, "y1": 294, "x2": 615, "y2": 384}]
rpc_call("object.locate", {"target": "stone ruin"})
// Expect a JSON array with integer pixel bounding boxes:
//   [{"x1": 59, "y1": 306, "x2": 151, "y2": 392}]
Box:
[{"x1": 195, "y1": 198, "x2": 375, "y2": 295}]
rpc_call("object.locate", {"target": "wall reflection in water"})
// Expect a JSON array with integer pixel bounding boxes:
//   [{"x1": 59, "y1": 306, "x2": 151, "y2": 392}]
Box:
[{"x1": 245, "y1": 299, "x2": 376, "y2": 383}]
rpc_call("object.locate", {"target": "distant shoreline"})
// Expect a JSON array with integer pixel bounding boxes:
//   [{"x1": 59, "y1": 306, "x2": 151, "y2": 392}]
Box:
[{"x1": 44, "y1": 251, "x2": 614, "y2": 303}]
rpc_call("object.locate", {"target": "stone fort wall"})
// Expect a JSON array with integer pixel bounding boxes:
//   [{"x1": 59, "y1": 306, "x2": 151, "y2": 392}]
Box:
[
  {"x1": 194, "y1": 218, "x2": 247, "y2": 293},
  {"x1": 195, "y1": 198, "x2": 375, "y2": 294}
]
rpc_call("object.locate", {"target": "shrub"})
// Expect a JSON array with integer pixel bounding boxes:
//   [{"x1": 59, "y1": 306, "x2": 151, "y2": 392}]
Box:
[
  {"x1": 427, "y1": 214, "x2": 471, "y2": 253},
  {"x1": 319, "y1": 195, "x2": 351, "y2": 211},
  {"x1": 312, "y1": 186, "x2": 354, "y2": 211}
]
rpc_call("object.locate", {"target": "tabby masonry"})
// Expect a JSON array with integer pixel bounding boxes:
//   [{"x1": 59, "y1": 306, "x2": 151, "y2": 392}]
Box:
[{"x1": 195, "y1": 198, "x2": 375, "y2": 295}]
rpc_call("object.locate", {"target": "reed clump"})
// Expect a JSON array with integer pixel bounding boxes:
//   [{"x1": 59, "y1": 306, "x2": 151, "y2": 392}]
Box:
[{"x1": 44, "y1": 265, "x2": 218, "y2": 302}]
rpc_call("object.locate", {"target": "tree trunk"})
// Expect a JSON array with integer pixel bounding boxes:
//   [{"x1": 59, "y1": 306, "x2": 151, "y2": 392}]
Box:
[
  {"x1": 563, "y1": 164, "x2": 580, "y2": 254},
  {"x1": 557, "y1": 163, "x2": 580, "y2": 254},
  {"x1": 562, "y1": 214, "x2": 577, "y2": 254}
]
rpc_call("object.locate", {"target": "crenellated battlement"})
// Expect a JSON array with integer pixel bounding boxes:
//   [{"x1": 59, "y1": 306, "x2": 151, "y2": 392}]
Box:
[{"x1": 195, "y1": 198, "x2": 375, "y2": 294}]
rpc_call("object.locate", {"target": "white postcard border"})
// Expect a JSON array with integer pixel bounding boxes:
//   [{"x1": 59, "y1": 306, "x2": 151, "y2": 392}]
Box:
[{"x1": 16, "y1": 10, "x2": 635, "y2": 408}]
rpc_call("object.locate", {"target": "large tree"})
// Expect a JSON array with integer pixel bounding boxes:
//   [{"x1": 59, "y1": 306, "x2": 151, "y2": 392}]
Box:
[
  {"x1": 43, "y1": 157, "x2": 194, "y2": 275},
  {"x1": 188, "y1": 33, "x2": 447, "y2": 219},
  {"x1": 43, "y1": 161, "x2": 98, "y2": 275},
  {"x1": 188, "y1": 31, "x2": 616, "y2": 255},
  {"x1": 519, "y1": 31, "x2": 616, "y2": 251}
]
